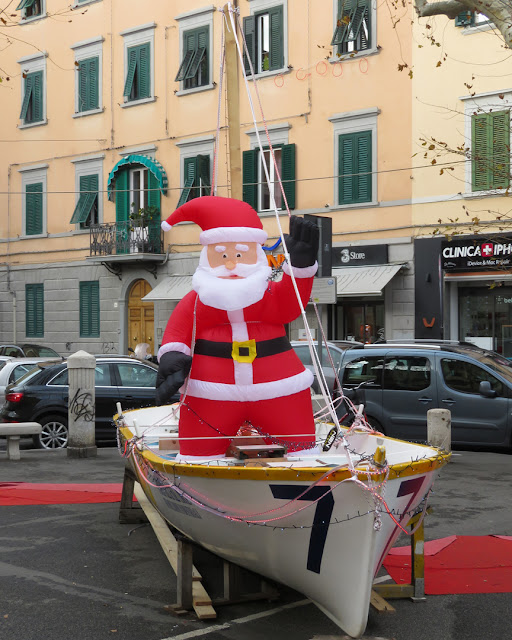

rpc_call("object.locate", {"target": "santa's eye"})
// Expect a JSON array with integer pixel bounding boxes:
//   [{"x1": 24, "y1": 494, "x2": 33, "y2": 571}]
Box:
[
  {"x1": 222, "y1": 253, "x2": 228, "y2": 259},
  {"x1": 236, "y1": 253, "x2": 242, "y2": 258}
]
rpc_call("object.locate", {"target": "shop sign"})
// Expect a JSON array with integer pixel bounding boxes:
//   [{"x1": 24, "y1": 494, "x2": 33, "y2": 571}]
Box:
[
  {"x1": 332, "y1": 244, "x2": 388, "y2": 267},
  {"x1": 441, "y1": 236, "x2": 512, "y2": 271}
]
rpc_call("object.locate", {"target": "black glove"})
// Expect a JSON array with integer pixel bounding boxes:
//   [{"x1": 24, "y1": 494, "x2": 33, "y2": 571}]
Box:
[
  {"x1": 155, "y1": 351, "x2": 192, "y2": 406},
  {"x1": 284, "y1": 216, "x2": 319, "y2": 268}
]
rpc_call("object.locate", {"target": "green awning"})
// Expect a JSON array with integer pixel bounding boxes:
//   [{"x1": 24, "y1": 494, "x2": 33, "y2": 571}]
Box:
[{"x1": 107, "y1": 154, "x2": 168, "y2": 201}]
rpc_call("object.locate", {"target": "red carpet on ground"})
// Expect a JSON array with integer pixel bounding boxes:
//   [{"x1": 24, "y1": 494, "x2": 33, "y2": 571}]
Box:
[
  {"x1": 383, "y1": 535, "x2": 512, "y2": 594},
  {"x1": 0, "y1": 482, "x2": 125, "y2": 505}
]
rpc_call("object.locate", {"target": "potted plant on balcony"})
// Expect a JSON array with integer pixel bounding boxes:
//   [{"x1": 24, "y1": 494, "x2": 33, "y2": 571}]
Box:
[{"x1": 129, "y1": 205, "x2": 159, "y2": 253}]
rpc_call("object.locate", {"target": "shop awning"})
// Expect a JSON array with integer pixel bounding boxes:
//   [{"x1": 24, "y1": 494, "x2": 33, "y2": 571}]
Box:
[
  {"x1": 142, "y1": 276, "x2": 193, "y2": 301},
  {"x1": 107, "y1": 154, "x2": 168, "y2": 201},
  {"x1": 333, "y1": 264, "x2": 403, "y2": 297}
]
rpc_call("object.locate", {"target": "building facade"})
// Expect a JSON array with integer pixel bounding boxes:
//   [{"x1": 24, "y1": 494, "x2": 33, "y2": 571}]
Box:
[{"x1": 0, "y1": 0, "x2": 419, "y2": 357}]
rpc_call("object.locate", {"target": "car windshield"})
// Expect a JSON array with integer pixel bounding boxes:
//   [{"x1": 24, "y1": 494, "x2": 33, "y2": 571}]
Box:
[{"x1": 467, "y1": 350, "x2": 512, "y2": 383}]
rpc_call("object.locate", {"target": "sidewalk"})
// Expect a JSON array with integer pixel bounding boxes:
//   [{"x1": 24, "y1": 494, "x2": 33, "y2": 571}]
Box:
[{"x1": 0, "y1": 446, "x2": 510, "y2": 640}]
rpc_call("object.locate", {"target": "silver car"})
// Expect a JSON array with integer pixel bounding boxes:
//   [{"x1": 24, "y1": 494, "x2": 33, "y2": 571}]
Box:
[{"x1": 0, "y1": 357, "x2": 61, "y2": 405}]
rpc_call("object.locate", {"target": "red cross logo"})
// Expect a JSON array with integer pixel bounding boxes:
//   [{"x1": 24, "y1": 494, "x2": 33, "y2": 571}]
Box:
[{"x1": 481, "y1": 243, "x2": 494, "y2": 257}]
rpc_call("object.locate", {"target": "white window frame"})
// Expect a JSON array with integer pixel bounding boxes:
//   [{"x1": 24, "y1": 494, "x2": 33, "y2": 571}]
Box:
[
  {"x1": 175, "y1": 135, "x2": 215, "y2": 202},
  {"x1": 245, "y1": 123, "x2": 291, "y2": 211},
  {"x1": 247, "y1": 0, "x2": 288, "y2": 78},
  {"x1": 71, "y1": 156, "x2": 104, "y2": 231},
  {"x1": 461, "y1": 89, "x2": 512, "y2": 198},
  {"x1": 329, "y1": 0, "x2": 378, "y2": 63},
  {"x1": 19, "y1": 164, "x2": 48, "y2": 238},
  {"x1": 120, "y1": 22, "x2": 156, "y2": 107},
  {"x1": 17, "y1": 52, "x2": 47, "y2": 129},
  {"x1": 71, "y1": 36, "x2": 104, "y2": 117},
  {"x1": 129, "y1": 167, "x2": 150, "y2": 214},
  {"x1": 174, "y1": 6, "x2": 215, "y2": 96},
  {"x1": 329, "y1": 107, "x2": 379, "y2": 208},
  {"x1": 19, "y1": 0, "x2": 46, "y2": 24}
]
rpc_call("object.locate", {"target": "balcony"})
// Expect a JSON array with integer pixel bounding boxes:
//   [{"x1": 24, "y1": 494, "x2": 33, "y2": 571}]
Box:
[{"x1": 87, "y1": 220, "x2": 165, "y2": 278}]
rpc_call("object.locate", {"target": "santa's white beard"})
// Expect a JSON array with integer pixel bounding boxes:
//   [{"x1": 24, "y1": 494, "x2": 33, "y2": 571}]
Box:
[{"x1": 192, "y1": 247, "x2": 272, "y2": 311}]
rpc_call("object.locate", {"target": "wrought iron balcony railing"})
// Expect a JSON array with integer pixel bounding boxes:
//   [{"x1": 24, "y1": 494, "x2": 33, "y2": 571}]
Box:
[{"x1": 89, "y1": 220, "x2": 163, "y2": 257}]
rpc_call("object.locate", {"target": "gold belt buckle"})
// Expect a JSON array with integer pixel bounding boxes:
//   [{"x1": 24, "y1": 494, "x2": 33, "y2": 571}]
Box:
[{"x1": 232, "y1": 339, "x2": 257, "y2": 363}]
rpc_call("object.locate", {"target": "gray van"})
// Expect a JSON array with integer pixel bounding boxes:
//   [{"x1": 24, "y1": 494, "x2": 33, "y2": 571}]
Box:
[{"x1": 338, "y1": 341, "x2": 512, "y2": 449}]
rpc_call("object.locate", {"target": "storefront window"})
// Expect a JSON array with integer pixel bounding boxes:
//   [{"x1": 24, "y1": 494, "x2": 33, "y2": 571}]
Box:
[
  {"x1": 335, "y1": 300, "x2": 384, "y2": 343},
  {"x1": 459, "y1": 286, "x2": 512, "y2": 357}
]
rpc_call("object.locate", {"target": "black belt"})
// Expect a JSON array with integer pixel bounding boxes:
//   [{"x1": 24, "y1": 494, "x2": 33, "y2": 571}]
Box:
[{"x1": 194, "y1": 336, "x2": 292, "y2": 361}]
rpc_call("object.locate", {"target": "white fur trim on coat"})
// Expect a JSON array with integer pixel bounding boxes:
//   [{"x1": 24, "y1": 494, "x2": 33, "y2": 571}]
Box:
[
  {"x1": 157, "y1": 342, "x2": 191, "y2": 361},
  {"x1": 199, "y1": 226, "x2": 268, "y2": 246},
  {"x1": 181, "y1": 369, "x2": 314, "y2": 401},
  {"x1": 282, "y1": 261, "x2": 318, "y2": 278}
]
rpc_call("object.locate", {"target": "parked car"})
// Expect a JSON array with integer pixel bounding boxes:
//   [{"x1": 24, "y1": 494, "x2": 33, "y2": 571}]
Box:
[
  {"x1": 0, "y1": 343, "x2": 60, "y2": 358},
  {"x1": 0, "y1": 357, "x2": 61, "y2": 404},
  {"x1": 291, "y1": 340, "x2": 363, "y2": 395},
  {"x1": 338, "y1": 340, "x2": 512, "y2": 449},
  {"x1": 0, "y1": 356, "x2": 178, "y2": 449}
]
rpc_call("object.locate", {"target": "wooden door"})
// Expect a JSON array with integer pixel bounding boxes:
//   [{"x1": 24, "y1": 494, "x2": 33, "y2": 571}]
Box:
[{"x1": 128, "y1": 279, "x2": 155, "y2": 357}]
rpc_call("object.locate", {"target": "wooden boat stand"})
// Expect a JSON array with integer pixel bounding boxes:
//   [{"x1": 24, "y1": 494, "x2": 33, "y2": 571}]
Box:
[
  {"x1": 371, "y1": 507, "x2": 432, "y2": 613},
  {"x1": 119, "y1": 465, "x2": 279, "y2": 621}
]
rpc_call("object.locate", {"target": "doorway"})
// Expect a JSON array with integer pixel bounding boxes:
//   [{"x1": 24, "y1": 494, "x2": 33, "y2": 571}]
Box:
[{"x1": 128, "y1": 279, "x2": 155, "y2": 357}]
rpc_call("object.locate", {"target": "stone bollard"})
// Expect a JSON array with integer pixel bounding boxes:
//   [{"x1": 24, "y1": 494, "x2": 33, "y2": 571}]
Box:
[
  {"x1": 427, "y1": 408, "x2": 451, "y2": 452},
  {"x1": 67, "y1": 350, "x2": 97, "y2": 458}
]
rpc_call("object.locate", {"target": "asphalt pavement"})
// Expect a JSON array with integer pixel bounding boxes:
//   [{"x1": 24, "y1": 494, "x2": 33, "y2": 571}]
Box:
[{"x1": 0, "y1": 442, "x2": 511, "y2": 640}]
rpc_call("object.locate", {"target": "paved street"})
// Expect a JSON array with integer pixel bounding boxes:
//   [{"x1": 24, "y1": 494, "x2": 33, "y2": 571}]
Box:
[{"x1": 0, "y1": 444, "x2": 510, "y2": 640}]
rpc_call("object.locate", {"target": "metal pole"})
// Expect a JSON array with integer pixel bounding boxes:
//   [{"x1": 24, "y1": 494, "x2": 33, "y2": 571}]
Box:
[{"x1": 224, "y1": 2, "x2": 242, "y2": 199}]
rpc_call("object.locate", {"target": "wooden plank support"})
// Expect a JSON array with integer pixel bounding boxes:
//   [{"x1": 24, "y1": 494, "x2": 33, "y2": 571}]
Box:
[
  {"x1": 133, "y1": 482, "x2": 217, "y2": 620},
  {"x1": 370, "y1": 589, "x2": 396, "y2": 613},
  {"x1": 119, "y1": 465, "x2": 147, "y2": 524}
]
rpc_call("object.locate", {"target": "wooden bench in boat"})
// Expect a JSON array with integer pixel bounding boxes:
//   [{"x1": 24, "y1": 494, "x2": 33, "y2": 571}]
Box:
[{"x1": 0, "y1": 423, "x2": 42, "y2": 461}]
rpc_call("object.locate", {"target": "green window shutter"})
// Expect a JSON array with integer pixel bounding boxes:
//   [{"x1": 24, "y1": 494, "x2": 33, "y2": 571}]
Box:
[
  {"x1": 137, "y1": 43, "x2": 150, "y2": 99},
  {"x1": 176, "y1": 31, "x2": 197, "y2": 82},
  {"x1": 123, "y1": 47, "x2": 138, "y2": 97},
  {"x1": 268, "y1": 6, "x2": 284, "y2": 71},
  {"x1": 338, "y1": 131, "x2": 372, "y2": 205},
  {"x1": 281, "y1": 143, "x2": 296, "y2": 210},
  {"x1": 16, "y1": 0, "x2": 35, "y2": 10},
  {"x1": 71, "y1": 174, "x2": 98, "y2": 225},
  {"x1": 491, "y1": 111, "x2": 510, "y2": 190},
  {"x1": 197, "y1": 154, "x2": 211, "y2": 194},
  {"x1": 332, "y1": 0, "x2": 355, "y2": 45},
  {"x1": 115, "y1": 169, "x2": 130, "y2": 223},
  {"x1": 455, "y1": 11, "x2": 474, "y2": 27},
  {"x1": 20, "y1": 75, "x2": 33, "y2": 120},
  {"x1": 80, "y1": 281, "x2": 100, "y2": 338},
  {"x1": 186, "y1": 27, "x2": 208, "y2": 81},
  {"x1": 177, "y1": 158, "x2": 196, "y2": 207},
  {"x1": 88, "y1": 57, "x2": 99, "y2": 109},
  {"x1": 242, "y1": 149, "x2": 259, "y2": 208},
  {"x1": 31, "y1": 71, "x2": 43, "y2": 122},
  {"x1": 26, "y1": 182, "x2": 43, "y2": 235},
  {"x1": 26, "y1": 283, "x2": 44, "y2": 338},
  {"x1": 472, "y1": 114, "x2": 491, "y2": 191},
  {"x1": 78, "y1": 57, "x2": 99, "y2": 112},
  {"x1": 243, "y1": 16, "x2": 257, "y2": 73},
  {"x1": 175, "y1": 50, "x2": 194, "y2": 82},
  {"x1": 78, "y1": 60, "x2": 88, "y2": 111},
  {"x1": 147, "y1": 170, "x2": 161, "y2": 210}
]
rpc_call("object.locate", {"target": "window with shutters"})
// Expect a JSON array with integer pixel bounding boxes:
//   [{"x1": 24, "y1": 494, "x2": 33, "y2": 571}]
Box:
[
  {"x1": 20, "y1": 71, "x2": 43, "y2": 124},
  {"x1": 243, "y1": 4, "x2": 285, "y2": 75},
  {"x1": 77, "y1": 57, "x2": 99, "y2": 113},
  {"x1": 121, "y1": 24, "x2": 155, "y2": 105},
  {"x1": 71, "y1": 174, "x2": 99, "y2": 228},
  {"x1": 471, "y1": 110, "x2": 511, "y2": 192},
  {"x1": 177, "y1": 155, "x2": 211, "y2": 208},
  {"x1": 331, "y1": 0, "x2": 371, "y2": 56},
  {"x1": 25, "y1": 284, "x2": 44, "y2": 338},
  {"x1": 455, "y1": 11, "x2": 491, "y2": 29},
  {"x1": 329, "y1": 107, "x2": 378, "y2": 207},
  {"x1": 243, "y1": 145, "x2": 296, "y2": 211},
  {"x1": 114, "y1": 164, "x2": 161, "y2": 222},
  {"x1": 17, "y1": 0, "x2": 44, "y2": 21},
  {"x1": 19, "y1": 165, "x2": 47, "y2": 236},
  {"x1": 175, "y1": 26, "x2": 209, "y2": 90},
  {"x1": 124, "y1": 43, "x2": 151, "y2": 102},
  {"x1": 80, "y1": 281, "x2": 100, "y2": 338}
]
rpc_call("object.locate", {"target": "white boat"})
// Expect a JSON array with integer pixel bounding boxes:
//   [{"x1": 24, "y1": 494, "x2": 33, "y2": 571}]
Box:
[{"x1": 116, "y1": 403, "x2": 450, "y2": 638}]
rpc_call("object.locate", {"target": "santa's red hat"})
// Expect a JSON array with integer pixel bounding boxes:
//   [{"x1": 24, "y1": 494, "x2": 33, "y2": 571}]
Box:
[{"x1": 161, "y1": 196, "x2": 268, "y2": 245}]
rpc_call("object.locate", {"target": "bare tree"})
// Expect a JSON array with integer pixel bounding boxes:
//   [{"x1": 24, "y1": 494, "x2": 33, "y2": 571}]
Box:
[{"x1": 415, "y1": 1, "x2": 512, "y2": 48}]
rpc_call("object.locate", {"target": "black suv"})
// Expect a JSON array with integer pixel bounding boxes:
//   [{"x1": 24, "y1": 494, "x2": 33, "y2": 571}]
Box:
[{"x1": 0, "y1": 355, "x2": 177, "y2": 449}]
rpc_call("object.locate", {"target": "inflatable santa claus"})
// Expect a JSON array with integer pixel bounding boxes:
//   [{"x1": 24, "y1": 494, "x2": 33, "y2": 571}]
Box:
[{"x1": 156, "y1": 195, "x2": 319, "y2": 460}]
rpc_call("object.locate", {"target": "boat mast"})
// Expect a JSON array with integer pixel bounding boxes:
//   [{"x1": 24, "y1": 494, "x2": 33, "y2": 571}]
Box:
[{"x1": 224, "y1": 2, "x2": 242, "y2": 199}]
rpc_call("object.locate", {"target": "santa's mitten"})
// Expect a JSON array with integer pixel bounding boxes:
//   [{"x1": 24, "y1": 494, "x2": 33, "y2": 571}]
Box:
[
  {"x1": 284, "y1": 215, "x2": 319, "y2": 268},
  {"x1": 155, "y1": 351, "x2": 192, "y2": 405}
]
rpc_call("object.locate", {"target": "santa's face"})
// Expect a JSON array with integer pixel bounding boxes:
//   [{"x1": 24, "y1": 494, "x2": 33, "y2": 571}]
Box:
[{"x1": 192, "y1": 242, "x2": 272, "y2": 311}]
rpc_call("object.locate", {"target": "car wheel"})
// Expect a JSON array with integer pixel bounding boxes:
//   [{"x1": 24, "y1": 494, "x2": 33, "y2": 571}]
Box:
[{"x1": 33, "y1": 415, "x2": 69, "y2": 449}]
